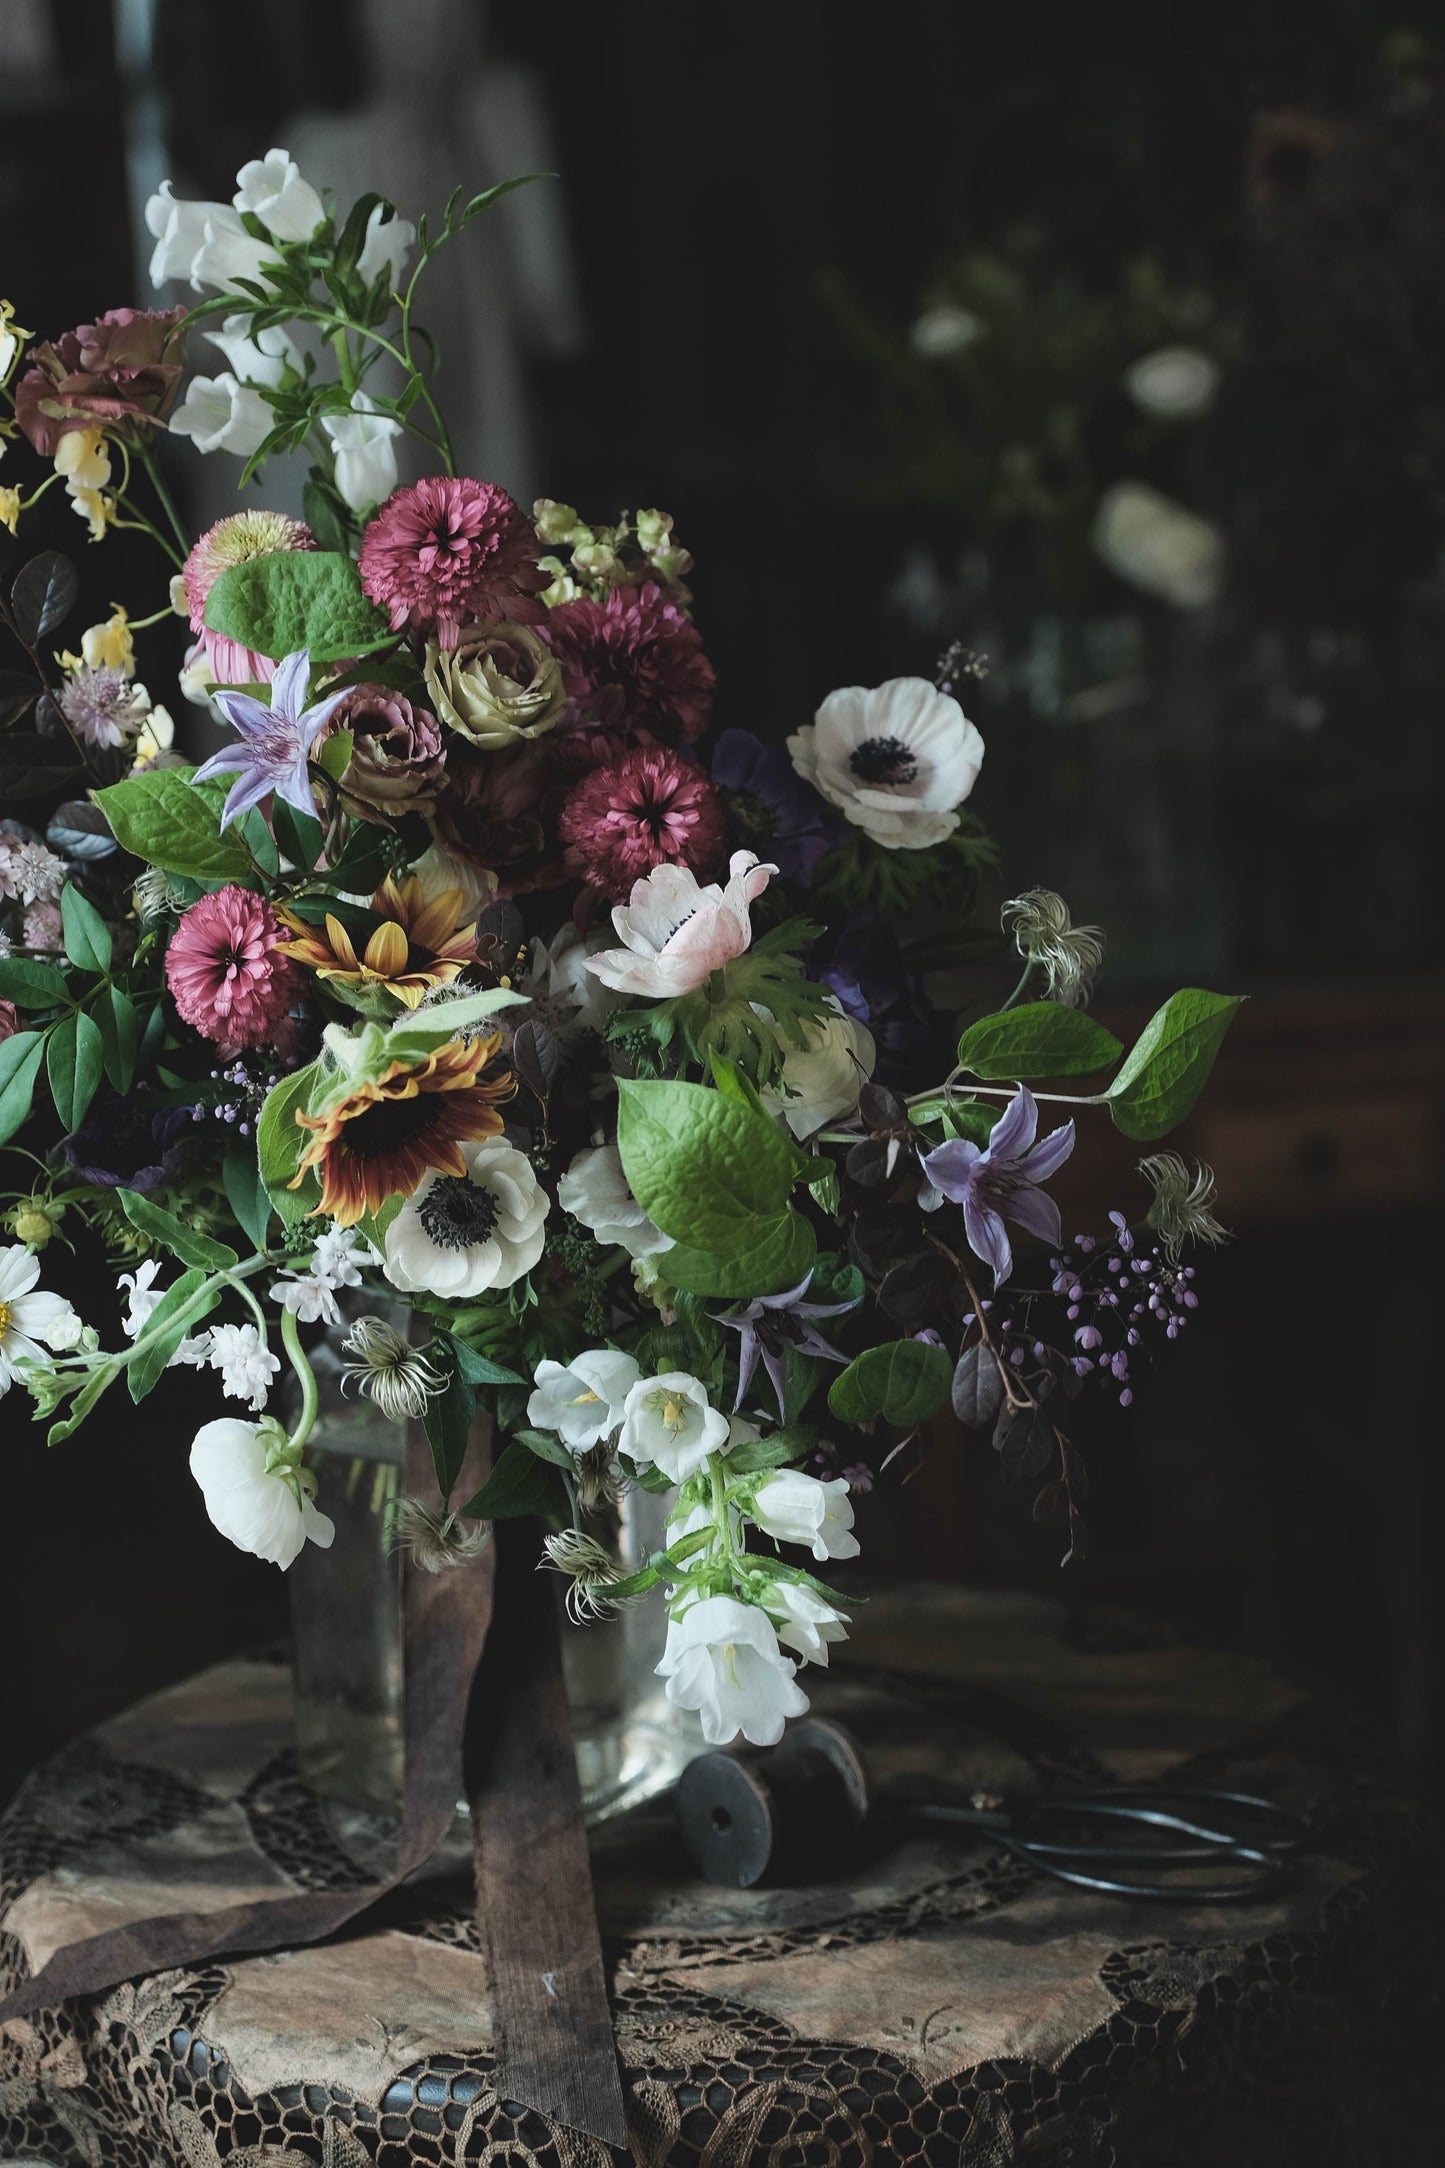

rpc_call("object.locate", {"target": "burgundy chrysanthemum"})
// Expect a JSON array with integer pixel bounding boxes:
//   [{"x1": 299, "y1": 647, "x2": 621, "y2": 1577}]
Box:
[
  {"x1": 542, "y1": 581, "x2": 716, "y2": 744},
  {"x1": 165, "y1": 886, "x2": 301, "y2": 1052},
  {"x1": 358, "y1": 477, "x2": 547, "y2": 648},
  {"x1": 558, "y1": 744, "x2": 728, "y2": 899}
]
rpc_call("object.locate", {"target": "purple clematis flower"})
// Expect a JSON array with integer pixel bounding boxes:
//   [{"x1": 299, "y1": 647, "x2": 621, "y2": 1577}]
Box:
[
  {"x1": 192, "y1": 649, "x2": 350, "y2": 829},
  {"x1": 922, "y1": 1086, "x2": 1075, "y2": 1288},
  {"x1": 714, "y1": 1271, "x2": 862, "y2": 1414}
]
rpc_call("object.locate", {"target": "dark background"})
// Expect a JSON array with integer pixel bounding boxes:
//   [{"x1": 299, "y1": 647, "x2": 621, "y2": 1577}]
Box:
[{"x1": 2, "y1": 0, "x2": 1443, "y2": 1804}]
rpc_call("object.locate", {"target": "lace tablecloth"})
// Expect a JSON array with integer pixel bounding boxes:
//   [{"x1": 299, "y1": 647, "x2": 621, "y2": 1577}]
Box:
[{"x1": 0, "y1": 1587, "x2": 1431, "y2": 2166}]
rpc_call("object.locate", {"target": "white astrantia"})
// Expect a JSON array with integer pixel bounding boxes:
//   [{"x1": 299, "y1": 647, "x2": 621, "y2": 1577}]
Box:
[
  {"x1": 766, "y1": 1579, "x2": 852, "y2": 1667},
  {"x1": 557, "y1": 1143, "x2": 673, "y2": 1258},
  {"x1": 383, "y1": 1136, "x2": 548, "y2": 1298},
  {"x1": 788, "y1": 678, "x2": 985, "y2": 850},
  {"x1": 619, "y1": 1371, "x2": 729, "y2": 1483},
  {"x1": 356, "y1": 203, "x2": 417, "y2": 288},
  {"x1": 233, "y1": 148, "x2": 325, "y2": 243},
  {"x1": 527, "y1": 1347, "x2": 642, "y2": 1453},
  {"x1": 1124, "y1": 346, "x2": 1220, "y2": 420},
  {"x1": 655, "y1": 1595, "x2": 809, "y2": 1746},
  {"x1": 0, "y1": 1244, "x2": 70, "y2": 1395},
  {"x1": 205, "y1": 315, "x2": 302, "y2": 391},
  {"x1": 750, "y1": 1468, "x2": 860, "y2": 1561},
  {"x1": 208, "y1": 1321, "x2": 281, "y2": 1412},
  {"x1": 190, "y1": 1416, "x2": 335, "y2": 1570},
  {"x1": 1092, "y1": 482, "x2": 1224, "y2": 611},
  {"x1": 168, "y1": 373, "x2": 274, "y2": 459},
  {"x1": 761, "y1": 1007, "x2": 877, "y2": 1140},
  {"x1": 321, "y1": 394, "x2": 403, "y2": 514},
  {"x1": 586, "y1": 851, "x2": 776, "y2": 1000},
  {"x1": 117, "y1": 1257, "x2": 165, "y2": 1338}
]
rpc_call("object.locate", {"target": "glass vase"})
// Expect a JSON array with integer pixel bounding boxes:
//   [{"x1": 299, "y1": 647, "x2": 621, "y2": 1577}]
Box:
[{"x1": 287, "y1": 1326, "x2": 703, "y2": 1828}]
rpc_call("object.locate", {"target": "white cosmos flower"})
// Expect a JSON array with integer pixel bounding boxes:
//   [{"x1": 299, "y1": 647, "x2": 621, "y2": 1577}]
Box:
[
  {"x1": 788, "y1": 678, "x2": 985, "y2": 850},
  {"x1": 321, "y1": 393, "x2": 403, "y2": 514},
  {"x1": 205, "y1": 315, "x2": 301, "y2": 390},
  {"x1": 383, "y1": 1136, "x2": 548, "y2": 1298},
  {"x1": 190, "y1": 1417, "x2": 335, "y2": 1569},
  {"x1": 207, "y1": 1321, "x2": 281, "y2": 1412},
  {"x1": 356, "y1": 203, "x2": 416, "y2": 287},
  {"x1": 233, "y1": 148, "x2": 326, "y2": 242},
  {"x1": 0, "y1": 1245, "x2": 70, "y2": 1394},
  {"x1": 655, "y1": 1594, "x2": 809, "y2": 1746},
  {"x1": 169, "y1": 373, "x2": 273, "y2": 459},
  {"x1": 1124, "y1": 346, "x2": 1220, "y2": 419},
  {"x1": 557, "y1": 1142, "x2": 673, "y2": 1258},
  {"x1": 619, "y1": 1371, "x2": 729, "y2": 1483},
  {"x1": 761, "y1": 1007, "x2": 877, "y2": 1140},
  {"x1": 527, "y1": 1348, "x2": 642, "y2": 1452},
  {"x1": 117, "y1": 1257, "x2": 165, "y2": 1338},
  {"x1": 751, "y1": 1467, "x2": 860, "y2": 1562},
  {"x1": 1092, "y1": 482, "x2": 1224, "y2": 611},
  {"x1": 586, "y1": 851, "x2": 776, "y2": 999},
  {"x1": 767, "y1": 1579, "x2": 852, "y2": 1667}
]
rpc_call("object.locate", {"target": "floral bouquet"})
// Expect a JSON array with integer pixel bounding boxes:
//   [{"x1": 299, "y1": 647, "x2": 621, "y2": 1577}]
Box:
[{"x1": 0, "y1": 152, "x2": 1238, "y2": 1759}]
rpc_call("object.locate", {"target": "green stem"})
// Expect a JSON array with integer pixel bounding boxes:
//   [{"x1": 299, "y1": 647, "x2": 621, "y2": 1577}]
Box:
[
  {"x1": 280, "y1": 1302, "x2": 320, "y2": 1452},
  {"x1": 132, "y1": 436, "x2": 191, "y2": 558},
  {"x1": 999, "y1": 958, "x2": 1036, "y2": 1011}
]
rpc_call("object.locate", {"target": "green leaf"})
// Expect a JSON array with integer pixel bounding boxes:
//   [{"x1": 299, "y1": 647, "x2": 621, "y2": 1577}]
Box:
[
  {"x1": 256, "y1": 1059, "x2": 323, "y2": 1222},
  {"x1": 203, "y1": 549, "x2": 392, "y2": 665},
  {"x1": 907, "y1": 1092, "x2": 996, "y2": 1144},
  {"x1": 509, "y1": 1425, "x2": 577, "y2": 1471},
  {"x1": 60, "y1": 884, "x2": 112, "y2": 974},
  {"x1": 95, "y1": 985, "x2": 139, "y2": 1092},
  {"x1": 828, "y1": 1339, "x2": 954, "y2": 1428},
  {"x1": 223, "y1": 1142, "x2": 273, "y2": 1254},
  {"x1": 239, "y1": 806, "x2": 281, "y2": 878},
  {"x1": 424, "y1": 1356, "x2": 476, "y2": 1506},
  {"x1": 458, "y1": 1438, "x2": 567, "y2": 1522},
  {"x1": 0, "y1": 1030, "x2": 45, "y2": 1146},
  {"x1": 616, "y1": 1077, "x2": 798, "y2": 1249},
  {"x1": 723, "y1": 1424, "x2": 815, "y2": 1474},
  {"x1": 272, "y1": 796, "x2": 322, "y2": 873},
  {"x1": 956, "y1": 1001, "x2": 1123, "y2": 1080},
  {"x1": 119, "y1": 1189, "x2": 237, "y2": 1271},
  {"x1": 384, "y1": 988, "x2": 527, "y2": 1059},
  {"x1": 443, "y1": 1333, "x2": 524, "y2": 1389},
  {"x1": 0, "y1": 958, "x2": 68, "y2": 1009},
  {"x1": 127, "y1": 1269, "x2": 220, "y2": 1401},
  {"x1": 1105, "y1": 989, "x2": 1242, "y2": 1141},
  {"x1": 96, "y1": 767, "x2": 252, "y2": 883},
  {"x1": 45, "y1": 1010, "x2": 103, "y2": 1133},
  {"x1": 302, "y1": 477, "x2": 353, "y2": 555},
  {"x1": 665, "y1": 1210, "x2": 817, "y2": 1298}
]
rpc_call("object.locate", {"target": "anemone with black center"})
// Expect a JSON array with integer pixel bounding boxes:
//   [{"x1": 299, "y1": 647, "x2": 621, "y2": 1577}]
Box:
[
  {"x1": 720, "y1": 787, "x2": 777, "y2": 846},
  {"x1": 849, "y1": 736, "x2": 919, "y2": 787},
  {"x1": 418, "y1": 1172, "x2": 501, "y2": 1251}
]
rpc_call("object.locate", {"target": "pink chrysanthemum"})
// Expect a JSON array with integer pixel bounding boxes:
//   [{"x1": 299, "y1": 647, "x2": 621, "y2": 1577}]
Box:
[
  {"x1": 183, "y1": 510, "x2": 317, "y2": 633},
  {"x1": 358, "y1": 477, "x2": 547, "y2": 649},
  {"x1": 542, "y1": 581, "x2": 716, "y2": 744},
  {"x1": 165, "y1": 886, "x2": 300, "y2": 1050},
  {"x1": 558, "y1": 744, "x2": 728, "y2": 899}
]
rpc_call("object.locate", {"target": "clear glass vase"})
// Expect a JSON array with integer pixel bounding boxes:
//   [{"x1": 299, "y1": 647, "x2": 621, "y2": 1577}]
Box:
[{"x1": 287, "y1": 1327, "x2": 703, "y2": 1828}]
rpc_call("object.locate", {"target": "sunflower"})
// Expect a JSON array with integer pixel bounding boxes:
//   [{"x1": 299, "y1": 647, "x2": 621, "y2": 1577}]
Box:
[
  {"x1": 278, "y1": 874, "x2": 478, "y2": 1011},
  {"x1": 292, "y1": 1031, "x2": 515, "y2": 1226}
]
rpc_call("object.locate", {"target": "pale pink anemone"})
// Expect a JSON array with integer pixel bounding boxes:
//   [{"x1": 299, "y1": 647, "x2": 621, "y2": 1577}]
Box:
[
  {"x1": 586, "y1": 850, "x2": 777, "y2": 998},
  {"x1": 358, "y1": 476, "x2": 548, "y2": 648},
  {"x1": 558, "y1": 744, "x2": 727, "y2": 900},
  {"x1": 165, "y1": 886, "x2": 301, "y2": 1051},
  {"x1": 183, "y1": 510, "x2": 317, "y2": 691}
]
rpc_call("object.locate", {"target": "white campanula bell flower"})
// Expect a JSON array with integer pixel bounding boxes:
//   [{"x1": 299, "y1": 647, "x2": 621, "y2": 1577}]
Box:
[
  {"x1": 655, "y1": 1594, "x2": 809, "y2": 1746},
  {"x1": 750, "y1": 1467, "x2": 860, "y2": 1561},
  {"x1": 356, "y1": 203, "x2": 417, "y2": 288},
  {"x1": 321, "y1": 394, "x2": 403, "y2": 515},
  {"x1": 168, "y1": 373, "x2": 273, "y2": 459},
  {"x1": 766, "y1": 1579, "x2": 852, "y2": 1667},
  {"x1": 189, "y1": 1417, "x2": 335, "y2": 1570},
  {"x1": 204, "y1": 315, "x2": 302, "y2": 391},
  {"x1": 527, "y1": 1348, "x2": 642, "y2": 1453},
  {"x1": 618, "y1": 1371, "x2": 729, "y2": 1483},
  {"x1": 233, "y1": 148, "x2": 326, "y2": 243}
]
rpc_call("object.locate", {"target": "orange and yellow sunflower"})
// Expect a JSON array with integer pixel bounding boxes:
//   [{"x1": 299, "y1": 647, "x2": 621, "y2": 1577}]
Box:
[{"x1": 278, "y1": 874, "x2": 478, "y2": 1011}]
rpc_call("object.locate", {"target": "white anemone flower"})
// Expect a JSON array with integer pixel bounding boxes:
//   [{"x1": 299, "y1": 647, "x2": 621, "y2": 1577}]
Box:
[
  {"x1": 788, "y1": 678, "x2": 985, "y2": 849},
  {"x1": 767, "y1": 1580, "x2": 852, "y2": 1667},
  {"x1": 527, "y1": 1348, "x2": 642, "y2": 1452},
  {"x1": 383, "y1": 1136, "x2": 549, "y2": 1298},
  {"x1": 655, "y1": 1595, "x2": 809, "y2": 1746},
  {"x1": 168, "y1": 373, "x2": 274, "y2": 459},
  {"x1": 190, "y1": 1417, "x2": 335, "y2": 1569},
  {"x1": 0, "y1": 1244, "x2": 70, "y2": 1394},
  {"x1": 557, "y1": 1143, "x2": 673, "y2": 1258},
  {"x1": 751, "y1": 1468, "x2": 860, "y2": 1562},
  {"x1": 586, "y1": 851, "x2": 776, "y2": 999},
  {"x1": 232, "y1": 148, "x2": 326, "y2": 243},
  {"x1": 761, "y1": 1008, "x2": 876, "y2": 1140},
  {"x1": 619, "y1": 1371, "x2": 729, "y2": 1483}
]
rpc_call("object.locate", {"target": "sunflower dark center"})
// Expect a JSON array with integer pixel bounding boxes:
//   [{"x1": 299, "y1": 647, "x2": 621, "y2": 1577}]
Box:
[
  {"x1": 419, "y1": 1173, "x2": 499, "y2": 1250},
  {"x1": 849, "y1": 735, "x2": 918, "y2": 786},
  {"x1": 343, "y1": 1091, "x2": 446, "y2": 1160}
]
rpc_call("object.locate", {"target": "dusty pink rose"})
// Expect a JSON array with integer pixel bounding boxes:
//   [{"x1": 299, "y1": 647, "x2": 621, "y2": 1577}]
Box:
[
  {"x1": 586, "y1": 850, "x2": 776, "y2": 998},
  {"x1": 14, "y1": 307, "x2": 187, "y2": 454},
  {"x1": 325, "y1": 685, "x2": 447, "y2": 823},
  {"x1": 166, "y1": 887, "x2": 300, "y2": 1051}
]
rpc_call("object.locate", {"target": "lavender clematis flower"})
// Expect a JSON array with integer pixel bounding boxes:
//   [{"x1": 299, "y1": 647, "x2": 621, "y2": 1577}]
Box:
[
  {"x1": 714, "y1": 1272, "x2": 861, "y2": 1414},
  {"x1": 922, "y1": 1086, "x2": 1075, "y2": 1288},
  {"x1": 191, "y1": 649, "x2": 350, "y2": 828}
]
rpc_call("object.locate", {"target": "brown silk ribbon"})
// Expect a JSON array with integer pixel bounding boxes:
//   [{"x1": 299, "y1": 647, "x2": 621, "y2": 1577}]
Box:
[{"x1": 0, "y1": 1419, "x2": 628, "y2": 2151}]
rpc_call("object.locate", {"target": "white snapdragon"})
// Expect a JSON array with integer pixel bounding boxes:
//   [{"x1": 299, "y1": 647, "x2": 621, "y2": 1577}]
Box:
[
  {"x1": 207, "y1": 1322, "x2": 281, "y2": 1412},
  {"x1": 655, "y1": 1595, "x2": 808, "y2": 1747},
  {"x1": 233, "y1": 148, "x2": 325, "y2": 243},
  {"x1": 321, "y1": 394, "x2": 403, "y2": 514},
  {"x1": 751, "y1": 1468, "x2": 860, "y2": 1562},
  {"x1": 190, "y1": 1417, "x2": 334, "y2": 1570},
  {"x1": 619, "y1": 1371, "x2": 729, "y2": 1484},
  {"x1": 557, "y1": 1143, "x2": 673, "y2": 1259},
  {"x1": 271, "y1": 1221, "x2": 371, "y2": 1326},
  {"x1": 767, "y1": 1580, "x2": 851, "y2": 1667},
  {"x1": 527, "y1": 1348, "x2": 641, "y2": 1453},
  {"x1": 205, "y1": 315, "x2": 302, "y2": 390},
  {"x1": 117, "y1": 1258, "x2": 165, "y2": 1338},
  {"x1": 168, "y1": 373, "x2": 273, "y2": 459}
]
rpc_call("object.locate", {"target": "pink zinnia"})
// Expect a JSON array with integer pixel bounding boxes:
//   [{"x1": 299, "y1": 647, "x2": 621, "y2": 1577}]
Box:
[
  {"x1": 542, "y1": 581, "x2": 716, "y2": 744},
  {"x1": 559, "y1": 744, "x2": 728, "y2": 900},
  {"x1": 166, "y1": 887, "x2": 300, "y2": 1051},
  {"x1": 183, "y1": 509, "x2": 317, "y2": 631},
  {"x1": 358, "y1": 477, "x2": 548, "y2": 649}
]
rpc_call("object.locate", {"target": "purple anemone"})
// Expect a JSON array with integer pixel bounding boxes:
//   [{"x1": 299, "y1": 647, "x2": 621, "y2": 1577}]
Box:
[{"x1": 710, "y1": 727, "x2": 843, "y2": 885}]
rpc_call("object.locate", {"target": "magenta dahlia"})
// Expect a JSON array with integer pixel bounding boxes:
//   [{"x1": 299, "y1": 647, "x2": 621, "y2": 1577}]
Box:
[
  {"x1": 358, "y1": 477, "x2": 548, "y2": 648},
  {"x1": 558, "y1": 744, "x2": 728, "y2": 899},
  {"x1": 165, "y1": 887, "x2": 300, "y2": 1051},
  {"x1": 542, "y1": 581, "x2": 715, "y2": 744}
]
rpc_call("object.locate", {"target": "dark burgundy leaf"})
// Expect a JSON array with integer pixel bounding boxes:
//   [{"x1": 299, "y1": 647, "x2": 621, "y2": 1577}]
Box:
[
  {"x1": 511, "y1": 1016, "x2": 559, "y2": 1098},
  {"x1": 0, "y1": 732, "x2": 84, "y2": 801},
  {"x1": 878, "y1": 1249, "x2": 955, "y2": 1328},
  {"x1": 1032, "y1": 1478, "x2": 1063, "y2": 1522},
  {"x1": 475, "y1": 898, "x2": 525, "y2": 970},
  {"x1": 0, "y1": 670, "x2": 37, "y2": 729},
  {"x1": 33, "y1": 692, "x2": 68, "y2": 739},
  {"x1": 952, "y1": 1342, "x2": 1006, "y2": 1428},
  {"x1": 1061, "y1": 1439, "x2": 1090, "y2": 1501},
  {"x1": 1063, "y1": 1507, "x2": 1091, "y2": 1564},
  {"x1": 11, "y1": 552, "x2": 79, "y2": 645},
  {"x1": 858, "y1": 1081, "x2": 908, "y2": 1133},
  {"x1": 995, "y1": 1403, "x2": 1055, "y2": 1488},
  {"x1": 48, "y1": 799, "x2": 116, "y2": 860},
  {"x1": 844, "y1": 1136, "x2": 895, "y2": 1191}
]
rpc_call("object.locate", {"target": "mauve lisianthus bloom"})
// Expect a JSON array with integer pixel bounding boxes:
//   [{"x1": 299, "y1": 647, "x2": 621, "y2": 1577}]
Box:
[
  {"x1": 543, "y1": 581, "x2": 715, "y2": 744},
  {"x1": 423, "y1": 620, "x2": 566, "y2": 750},
  {"x1": 14, "y1": 307, "x2": 187, "y2": 454},
  {"x1": 183, "y1": 509, "x2": 316, "y2": 631},
  {"x1": 358, "y1": 476, "x2": 548, "y2": 648},
  {"x1": 165, "y1": 885, "x2": 301, "y2": 1050},
  {"x1": 711, "y1": 727, "x2": 843, "y2": 885},
  {"x1": 64, "y1": 1091, "x2": 191, "y2": 1191},
  {"x1": 559, "y1": 744, "x2": 727, "y2": 899},
  {"x1": 324, "y1": 685, "x2": 447, "y2": 824}
]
